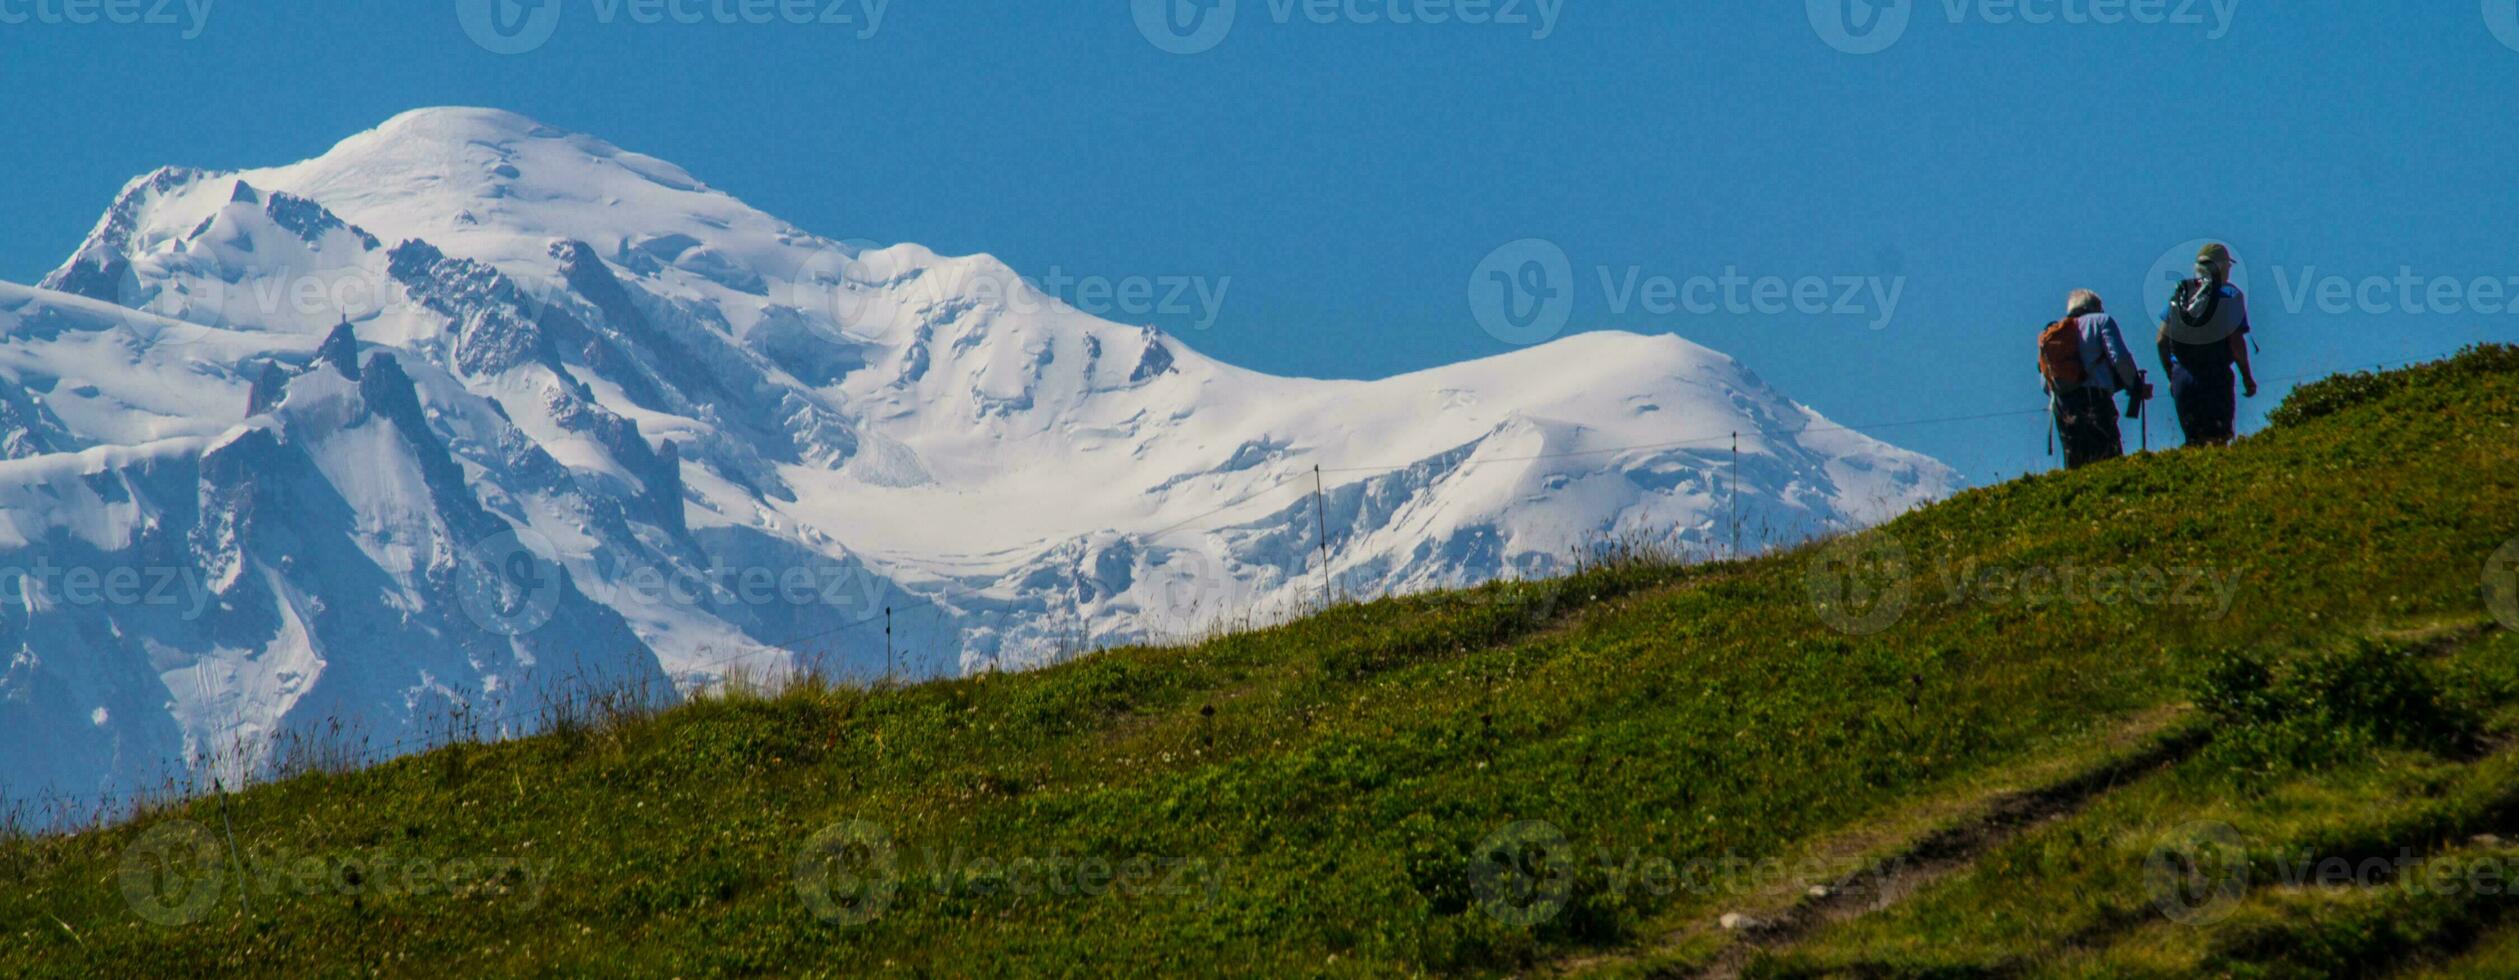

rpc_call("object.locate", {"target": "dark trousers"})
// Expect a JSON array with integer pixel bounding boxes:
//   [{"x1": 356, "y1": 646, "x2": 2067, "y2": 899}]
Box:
[
  {"x1": 2054, "y1": 387, "x2": 2122, "y2": 469},
  {"x1": 2170, "y1": 366, "x2": 2237, "y2": 447}
]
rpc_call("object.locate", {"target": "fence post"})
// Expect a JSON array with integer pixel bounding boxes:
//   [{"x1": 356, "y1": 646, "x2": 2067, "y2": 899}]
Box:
[{"x1": 1313, "y1": 466, "x2": 1332, "y2": 609}]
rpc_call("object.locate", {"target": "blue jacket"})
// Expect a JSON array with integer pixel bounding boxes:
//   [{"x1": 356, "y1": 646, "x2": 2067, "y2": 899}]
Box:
[{"x1": 2047, "y1": 313, "x2": 2140, "y2": 394}]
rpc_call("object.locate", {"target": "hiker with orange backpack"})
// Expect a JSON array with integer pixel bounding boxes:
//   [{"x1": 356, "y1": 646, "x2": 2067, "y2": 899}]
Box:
[
  {"x1": 2157, "y1": 242, "x2": 2259, "y2": 447},
  {"x1": 2040, "y1": 289, "x2": 2150, "y2": 469}
]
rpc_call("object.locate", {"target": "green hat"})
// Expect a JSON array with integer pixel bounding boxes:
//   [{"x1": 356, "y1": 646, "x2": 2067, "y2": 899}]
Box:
[{"x1": 2196, "y1": 242, "x2": 2233, "y2": 266}]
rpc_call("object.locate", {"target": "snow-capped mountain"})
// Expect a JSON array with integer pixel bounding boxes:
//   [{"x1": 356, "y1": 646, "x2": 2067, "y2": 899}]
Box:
[{"x1": 0, "y1": 108, "x2": 1958, "y2": 825}]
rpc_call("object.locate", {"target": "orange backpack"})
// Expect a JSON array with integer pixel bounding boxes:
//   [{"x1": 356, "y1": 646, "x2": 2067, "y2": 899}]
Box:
[{"x1": 2039, "y1": 316, "x2": 2086, "y2": 389}]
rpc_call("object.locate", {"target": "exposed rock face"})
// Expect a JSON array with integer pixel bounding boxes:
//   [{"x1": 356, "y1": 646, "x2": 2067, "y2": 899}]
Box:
[{"x1": 0, "y1": 108, "x2": 1960, "y2": 827}]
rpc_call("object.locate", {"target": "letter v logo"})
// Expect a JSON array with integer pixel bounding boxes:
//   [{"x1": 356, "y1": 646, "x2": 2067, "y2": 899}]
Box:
[
  {"x1": 2487, "y1": 0, "x2": 2519, "y2": 52},
  {"x1": 1135, "y1": 0, "x2": 1237, "y2": 55},
  {"x1": 459, "y1": 0, "x2": 564, "y2": 54},
  {"x1": 1808, "y1": 0, "x2": 1911, "y2": 55}
]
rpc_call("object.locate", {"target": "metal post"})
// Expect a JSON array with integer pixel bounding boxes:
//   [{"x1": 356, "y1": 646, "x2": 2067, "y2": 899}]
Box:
[
  {"x1": 213, "y1": 778, "x2": 251, "y2": 915},
  {"x1": 1312, "y1": 466, "x2": 1331, "y2": 609},
  {"x1": 1730, "y1": 432, "x2": 1742, "y2": 557}
]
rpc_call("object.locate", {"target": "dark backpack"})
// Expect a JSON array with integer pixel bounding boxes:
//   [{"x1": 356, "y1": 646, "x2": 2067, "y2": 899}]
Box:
[
  {"x1": 2171, "y1": 277, "x2": 2224, "y2": 331},
  {"x1": 2039, "y1": 316, "x2": 2086, "y2": 389}
]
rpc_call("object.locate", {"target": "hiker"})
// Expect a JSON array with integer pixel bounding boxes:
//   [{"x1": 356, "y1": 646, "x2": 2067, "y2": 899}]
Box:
[
  {"x1": 2040, "y1": 289, "x2": 2147, "y2": 469},
  {"x1": 2157, "y1": 243, "x2": 2259, "y2": 447}
]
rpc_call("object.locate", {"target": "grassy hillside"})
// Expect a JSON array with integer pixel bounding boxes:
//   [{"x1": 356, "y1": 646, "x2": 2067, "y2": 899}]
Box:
[{"x1": 6, "y1": 346, "x2": 2517, "y2": 977}]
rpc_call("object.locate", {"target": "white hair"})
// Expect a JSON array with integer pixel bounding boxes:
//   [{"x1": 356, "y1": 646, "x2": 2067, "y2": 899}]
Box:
[{"x1": 2066, "y1": 289, "x2": 2105, "y2": 317}]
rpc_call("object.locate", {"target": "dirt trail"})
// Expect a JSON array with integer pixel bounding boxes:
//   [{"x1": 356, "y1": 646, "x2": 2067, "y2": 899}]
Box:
[
  {"x1": 1555, "y1": 705, "x2": 2209, "y2": 979},
  {"x1": 1570, "y1": 621, "x2": 2500, "y2": 978}
]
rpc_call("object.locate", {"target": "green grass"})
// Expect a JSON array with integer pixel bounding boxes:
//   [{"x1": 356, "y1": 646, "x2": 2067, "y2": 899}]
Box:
[
  {"x1": 5, "y1": 346, "x2": 2517, "y2": 977},
  {"x1": 2402, "y1": 918, "x2": 2519, "y2": 978},
  {"x1": 1751, "y1": 628, "x2": 2519, "y2": 978}
]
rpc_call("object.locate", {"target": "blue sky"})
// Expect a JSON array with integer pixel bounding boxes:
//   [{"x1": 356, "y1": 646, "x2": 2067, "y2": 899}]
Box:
[{"x1": 2, "y1": 2, "x2": 2514, "y2": 483}]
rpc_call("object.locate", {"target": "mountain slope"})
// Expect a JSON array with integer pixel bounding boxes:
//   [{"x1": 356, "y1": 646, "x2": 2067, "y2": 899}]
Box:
[
  {"x1": 2, "y1": 347, "x2": 2510, "y2": 976},
  {"x1": 1, "y1": 107, "x2": 1956, "y2": 824}
]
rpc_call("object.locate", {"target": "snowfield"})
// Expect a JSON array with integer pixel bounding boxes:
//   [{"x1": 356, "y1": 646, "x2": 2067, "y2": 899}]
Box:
[{"x1": 0, "y1": 108, "x2": 1958, "y2": 825}]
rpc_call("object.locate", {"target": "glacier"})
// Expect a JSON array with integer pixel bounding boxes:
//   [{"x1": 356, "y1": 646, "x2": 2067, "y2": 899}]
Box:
[{"x1": 0, "y1": 108, "x2": 1959, "y2": 827}]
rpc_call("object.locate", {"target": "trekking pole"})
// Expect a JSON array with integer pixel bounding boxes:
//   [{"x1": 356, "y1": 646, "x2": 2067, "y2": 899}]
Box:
[
  {"x1": 2045, "y1": 394, "x2": 2058, "y2": 461},
  {"x1": 2138, "y1": 372, "x2": 2150, "y2": 454}
]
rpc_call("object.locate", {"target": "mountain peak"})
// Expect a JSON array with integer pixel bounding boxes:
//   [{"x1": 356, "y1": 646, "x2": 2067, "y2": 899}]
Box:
[
  {"x1": 1, "y1": 112, "x2": 1961, "y2": 828},
  {"x1": 370, "y1": 106, "x2": 571, "y2": 143},
  {"x1": 315, "y1": 319, "x2": 362, "y2": 379},
  {"x1": 330, "y1": 106, "x2": 703, "y2": 193}
]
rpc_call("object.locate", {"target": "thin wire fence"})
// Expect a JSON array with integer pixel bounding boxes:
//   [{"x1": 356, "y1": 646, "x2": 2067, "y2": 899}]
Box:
[{"x1": 2, "y1": 345, "x2": 2478, "y2": 835}]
